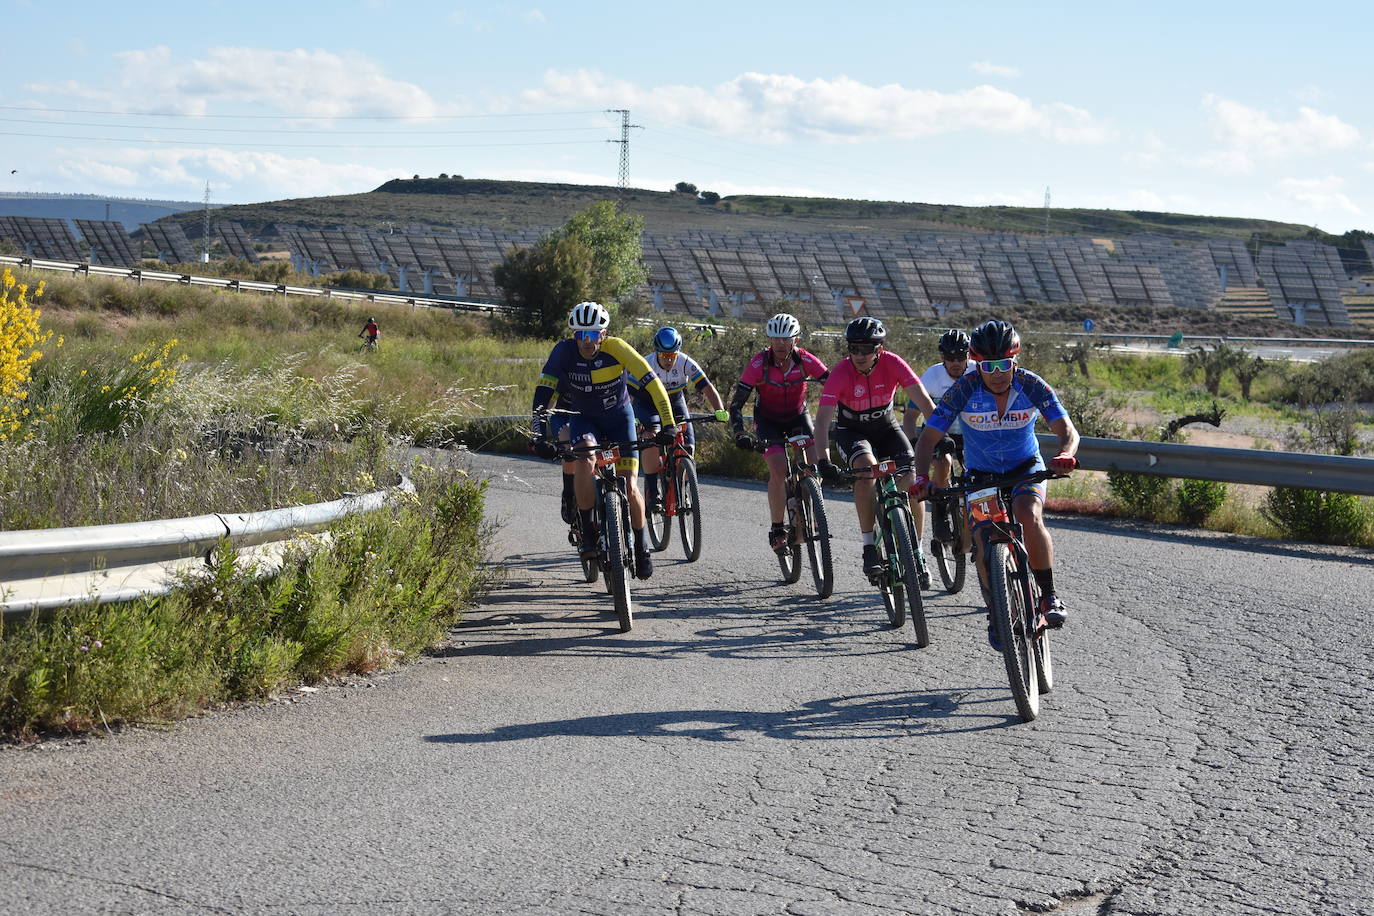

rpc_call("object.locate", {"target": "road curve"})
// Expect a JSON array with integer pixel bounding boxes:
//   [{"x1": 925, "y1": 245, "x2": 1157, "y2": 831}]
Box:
[{"x1": 1, "y1": 450, "x2": 1370, "y2": 915}]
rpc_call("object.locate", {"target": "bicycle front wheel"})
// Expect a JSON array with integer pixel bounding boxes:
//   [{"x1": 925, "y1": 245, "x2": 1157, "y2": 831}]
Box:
[
  {"x1": 878, "y1": 521, "x2": 904, "y2": 628},
  {"x1": 777, "y1": 483, "x2": 802, "y2": 584},
  {"x1": 797, "y1": 477, "x2": 833, "y2": 599},
  {"x1": 676, "y1": 457, "x2": 703, "y2": 563},
  {"x1": 889, "y1": 507, "x2": 929, "y2": 648},
  {"x1": 987, "y1": 542, "x2": 1039, "y2": 722},
  {"x1": 646, "y1": 466, "x2": 671, "y2": 552},
  {"x1": 602, "y1": 489, "x2": 634, "y2": 632}
]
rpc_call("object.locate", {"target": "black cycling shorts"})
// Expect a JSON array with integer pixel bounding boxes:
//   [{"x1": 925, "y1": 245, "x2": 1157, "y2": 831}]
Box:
[
  {"x1": 834, "y1": 422, "x2": 914, "y2": 468},
  {"x1": 755, "y1": 412, "x2": 814, "y2": 451}
]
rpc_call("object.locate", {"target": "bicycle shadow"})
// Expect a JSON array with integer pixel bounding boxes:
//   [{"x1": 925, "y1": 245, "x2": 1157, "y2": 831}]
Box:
[{"x1": 423, "y1": 688, "x2": 1018, "y2": 744}]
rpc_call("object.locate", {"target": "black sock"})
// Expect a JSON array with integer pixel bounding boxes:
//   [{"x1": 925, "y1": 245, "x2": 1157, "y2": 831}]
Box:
[
  {"x1": 645, "y1": 473, "x2": 659, "y2": 499},
  {"x1": 1032, "y1": 567, "x2": 1055, "y2": 597},
  {"x1": 579, "y1": 508, "x2": 595, "y2": 533},
  {"x1": 634, "y1": 527, "x2": 648, "y2": 554},
  {"x1": 561, "y1": 473, "x2": 575, "y2": 501}
]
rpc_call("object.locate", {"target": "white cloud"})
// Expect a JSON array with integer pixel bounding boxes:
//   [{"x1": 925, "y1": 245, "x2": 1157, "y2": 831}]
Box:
[
  {"x1": 27, "y1": 47, "x2": 445, "y2": 120},
  {"x1": 520, "y1": 70, "x2": 1114, "y2": 145},
  {"x1": 970, "y1": 61, "x2": 1019, "y2": 79},
  {"x1": 1277, "y1": 176, "x2": 1361, "y2": 215},
  {"x1": 1203, "y1": 95, "x2": 1360, "y2": 160},
  {"x1": 522, "y1": 9, "x2": 547, "y2": 24},
  {"x1": 53, "y1": 147, "x2": 401, "y2": 200}
]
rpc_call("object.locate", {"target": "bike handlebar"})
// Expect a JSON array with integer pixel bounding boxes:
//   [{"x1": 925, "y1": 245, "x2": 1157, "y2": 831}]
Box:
[{"x1": 930, "y1": 467, "x2": 1068, "y2": 498}]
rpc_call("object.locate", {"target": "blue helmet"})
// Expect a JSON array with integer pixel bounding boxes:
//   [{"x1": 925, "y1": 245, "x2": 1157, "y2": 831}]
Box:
[{"x1": 652, "y1": 326, "x2": 683, "y2": 353}]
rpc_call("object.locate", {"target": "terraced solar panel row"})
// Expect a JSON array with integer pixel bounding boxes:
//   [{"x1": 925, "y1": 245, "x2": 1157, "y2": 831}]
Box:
[
  {"x1": 74, "y1": 220, "x2": 141, "y2": 267},
  {"x1": 142, "y1": 222, "x2": 198, "y2": 264},
  {"x1": 7, "y1": 216, "x2": 83, "y2": 261},
  {"x1": 217, "y1": 222, "x2": 260, "y2": 263}
]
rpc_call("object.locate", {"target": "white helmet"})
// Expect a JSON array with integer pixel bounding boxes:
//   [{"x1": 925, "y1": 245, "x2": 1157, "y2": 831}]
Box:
[
  {"x1": 765, "y1": 313, "x2": 801, "y2": 338},
  {"x1": 568, "y1": 301, "x2": 610, "y2": 332}
]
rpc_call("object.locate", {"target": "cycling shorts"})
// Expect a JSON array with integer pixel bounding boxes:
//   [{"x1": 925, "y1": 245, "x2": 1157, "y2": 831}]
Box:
[
  {"x1": 633, "y1": 392, "x2": 694, "y2": 449},
  {"x1": 569, "y1": 406, "x2": 639, "y2": 473},
  {"x1": 834, "y1": 421, "x2": 914, "y2": 468},
  {"x1": 546, "y1": 410, "x2": 573, "y2": 442},
  {"x1": 755, "y1": 412, "x2": 814, "y2": 457}
]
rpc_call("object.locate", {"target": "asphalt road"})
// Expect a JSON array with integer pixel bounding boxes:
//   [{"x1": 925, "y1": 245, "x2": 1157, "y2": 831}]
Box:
[{"x1": 2, "y1": 451, "x2": 1371, "y2": 915}]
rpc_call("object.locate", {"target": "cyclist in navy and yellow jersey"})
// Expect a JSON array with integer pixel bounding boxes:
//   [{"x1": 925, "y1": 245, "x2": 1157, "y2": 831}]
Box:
[
  {"x1": 627, "y1": 325, "x2": 729, "y2": 512},
  {"x1": 531, "y1": 301, "x2": 678, "y2": 579}
]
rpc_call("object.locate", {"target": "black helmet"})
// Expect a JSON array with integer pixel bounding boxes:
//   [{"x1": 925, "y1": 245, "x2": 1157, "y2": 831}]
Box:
[
  {"x1": 938, "y1": 329, "x2": 970, "y2": 356},
  {"x1": 969, "y1": 320, "x2": 1021, "y2": 360},
  {"x1": 845, "y1": 316, "x2": 886, "y2": 344}
]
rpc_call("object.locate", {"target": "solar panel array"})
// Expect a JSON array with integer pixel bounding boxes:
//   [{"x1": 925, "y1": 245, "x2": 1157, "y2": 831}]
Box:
[
  {"x1": 1256, "y1": 241, "x2": 1350, "y2": 326},
  {"x1": 74, "y1": 219, "x2": 140, "y2": 267},
  {"x1": 265, "y1": 221, "x2": 1360, "y2": 326},
  {"x1": 217, "y1": 222, "x2": 259, "y2": 262},
  {"x1": 142, "y1": 222, "x2": 198, "y2": 264},
  {"x1": 6, "y1": 217, "x2": 83, "y2": 261}
]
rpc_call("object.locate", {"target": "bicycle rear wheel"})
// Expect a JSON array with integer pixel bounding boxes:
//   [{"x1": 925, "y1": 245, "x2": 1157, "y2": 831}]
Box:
[
  {"x1": 646, "y1": 466, "x2": 672, "y2": 552},
  {"x1": 889, "y1": 507, "x2": 929, "y2": 648},
  {"x1": 878, "y1": 521, "x2": 904, "y2": 628},
  {"x1": 931, "y1": 501, "x2": 966, "y2": 594},
  {"x1": 796, "y1": 476, "x2": 832, "y2": 599},
  {"x1": 676, "y1": 457, "x2": 702, "y2": 563},
  {"x1": 1025, "y1": 576, "x2": 1054, "y2": 694},
  {"x1": 602, "y1": 489, "x2": 634, "y2": 632},
  {"x1": 987, "y1": 542, "x2": 1039, "y2": 722}
]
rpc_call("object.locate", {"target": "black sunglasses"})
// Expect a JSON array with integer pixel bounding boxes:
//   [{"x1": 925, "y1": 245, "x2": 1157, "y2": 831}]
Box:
[{"x1": 848, "y1": 343, "x2": 880, "y2": 355}]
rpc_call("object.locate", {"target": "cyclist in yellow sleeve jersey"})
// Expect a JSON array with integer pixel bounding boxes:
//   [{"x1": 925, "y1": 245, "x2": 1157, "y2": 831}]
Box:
[{"x1": 531, "y1": 301, "x2": 678, "y2": 579}]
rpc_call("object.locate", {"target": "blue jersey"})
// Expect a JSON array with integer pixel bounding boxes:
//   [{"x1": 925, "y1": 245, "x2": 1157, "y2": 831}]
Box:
[{"x1": 926, "y1": 368, "x2": 1066, "y2": 473}]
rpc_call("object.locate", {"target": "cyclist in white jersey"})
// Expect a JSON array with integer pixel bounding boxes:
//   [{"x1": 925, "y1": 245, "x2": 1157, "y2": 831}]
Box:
[
  {"x1": 628, "y1": 326, "x2": 729, "y2": 510},
  {"x1": 903, "y1": 329, "x2": 973, "y2": 542}
]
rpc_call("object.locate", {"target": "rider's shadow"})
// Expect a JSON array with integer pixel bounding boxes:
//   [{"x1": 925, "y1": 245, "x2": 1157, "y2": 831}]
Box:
[{"x1": 423, "y1": 688, "x2": 1017, "y2": 744}]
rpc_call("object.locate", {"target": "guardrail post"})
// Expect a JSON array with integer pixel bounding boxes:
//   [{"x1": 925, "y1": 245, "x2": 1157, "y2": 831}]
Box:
[{"x1": 179, "y1": 274, "x2": 192, "y2": 285}]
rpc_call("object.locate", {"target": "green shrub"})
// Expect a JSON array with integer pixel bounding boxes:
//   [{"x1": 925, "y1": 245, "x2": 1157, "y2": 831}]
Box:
[
  {"x1": 1261, "y1": 487, "x2": 1371, "y2": 546},
  {"x1": 1106, "y1": 469, "x2": 1172, "y2": 518},
  {"x1": 1175, "y1": 478, "x2": 1227, "y2": 524}
]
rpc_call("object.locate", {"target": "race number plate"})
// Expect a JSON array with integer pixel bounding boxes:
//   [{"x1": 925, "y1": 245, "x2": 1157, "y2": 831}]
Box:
[
  {"x1": 967, "y1": 486, "x2": 1008, "y2": 523},
  {"x1": 595, "y1": 447, "x2": 621, "y2": 467},
  {"x1": 874, "y1": 460, "x2": 898, "y2": 477}
]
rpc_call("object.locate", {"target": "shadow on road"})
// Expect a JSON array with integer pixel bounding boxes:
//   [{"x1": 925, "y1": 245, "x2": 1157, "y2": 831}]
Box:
[
  {"x1": 423, "y1": 688, "x2": 1016, "y2": 744},
  {"x1": 1050, "y1": 513, "x2": 1374, "y2": 566}
]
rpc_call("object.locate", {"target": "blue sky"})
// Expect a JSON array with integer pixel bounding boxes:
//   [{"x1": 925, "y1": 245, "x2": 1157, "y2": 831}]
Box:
[{"x1": 3, "y1": 0, "x2": 1371, "y2": 232}]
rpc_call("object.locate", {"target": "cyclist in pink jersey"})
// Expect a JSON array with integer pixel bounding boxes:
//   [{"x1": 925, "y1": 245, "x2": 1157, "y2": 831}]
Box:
[
  {"x1": 728, "y1": 313, "x2": 830, "y2": 551},
  {"x1": 814, "y1": 317, "x2": 937, "y2": 581}
]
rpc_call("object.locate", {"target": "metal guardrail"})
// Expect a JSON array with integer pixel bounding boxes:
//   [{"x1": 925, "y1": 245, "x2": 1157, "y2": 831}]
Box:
[
  {"x1": 0, "y1": 254, "x2": 504, "y2": 315},
  {"x1": 0, "y1": 477, "x2": 415, "y2": 617},
  {"x1": 471, "y1": 413, "x2": 1374, "y2": 496},
  {"x1": 1040, "y1": 434, "x2": 1374, "y2": 496}
]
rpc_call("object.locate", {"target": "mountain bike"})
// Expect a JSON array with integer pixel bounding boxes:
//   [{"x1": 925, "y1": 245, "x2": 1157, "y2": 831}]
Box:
[
  {"x1": 541, "y1": 437, "x2": 654, "y2": 633},
  {"x1": 930, "y1": 465, "x2": 1066, "y2": 722},
  {"x1": 642, "y1": 414, "x2": 723, "y2": 563},
  {"x1": 764, "y1": 434, "x2": 833, "y2": 598},
  {"x1": 927, "y1": 442, "x2": 968, "y2": 594},
  {"x1": 843, "y1": 461, "x2": 928, "y2": 646}
]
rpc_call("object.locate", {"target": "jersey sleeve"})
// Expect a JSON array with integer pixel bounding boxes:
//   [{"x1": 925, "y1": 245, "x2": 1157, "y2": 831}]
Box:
[
  {"x1": 800, "y1": 349, "x2": 829, "y2": 379},
  {"x1": 817, "y1": 361, "x2": 848, "y2": 406},
  {"x1": 605, "y1": 337, "x2": 675, "y2": 425},
  {"x1": 1017, "y1": 369, "x2": 1068, "y2": 424},
  {"x1": 885, "y1": 351, "x2": 919, "y2": 388},
  {"x1": 683, "y1": 354, "x2": 707, "y2": 389},
  {"x1": 926, "y1": 373, "x2": 977, "y2": 434},
  {"x1": 739, "y1": 354, "x2": 764, "y2": 388}
]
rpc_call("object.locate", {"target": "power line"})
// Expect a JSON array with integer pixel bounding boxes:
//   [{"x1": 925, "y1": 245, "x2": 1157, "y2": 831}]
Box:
[
  {"x1": 0, "y1": 116, "x2": 609, "y2": 136},
  {"x1": 0, "y1": 104, "x2": 607, "y2": 121},
  {"x1": 0, "y1": 130, "x2": 608, "y2": 150}
]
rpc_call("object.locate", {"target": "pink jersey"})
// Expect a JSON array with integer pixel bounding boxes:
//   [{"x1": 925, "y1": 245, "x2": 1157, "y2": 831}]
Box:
[
  {"x1": 819, "y1": 351, "x2": 922, "y2": 424},
  {"x1": 738, "y1": 347, "x2": 829, "y2": 420}
]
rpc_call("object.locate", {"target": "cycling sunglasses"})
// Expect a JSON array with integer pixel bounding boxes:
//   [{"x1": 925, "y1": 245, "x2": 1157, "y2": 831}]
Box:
[
  {"x1": 977, "y1": 357, "x2": 1015, "y2": 373},
  {"x1": 941, "y1": 351, "x2": 969, "y2": 361},
  {"x1": 847, "y1": 343, "x2": 880, "y2": 355},
  {"x1": 572, "y1": 329, "x2": 603, "y2": 342}
]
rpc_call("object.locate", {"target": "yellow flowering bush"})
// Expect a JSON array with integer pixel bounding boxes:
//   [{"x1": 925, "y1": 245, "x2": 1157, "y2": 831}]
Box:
[
  {"x1": 0, "y1": 268, "x2": 53, "y2": 440},
  {"x1": 72, "y1": 337, "x2": 185, "y2": 433}
]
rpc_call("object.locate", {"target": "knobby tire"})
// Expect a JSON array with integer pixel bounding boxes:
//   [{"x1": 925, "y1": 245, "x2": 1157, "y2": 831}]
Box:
[
  {"x1": 889, "y1": 506, "x2": 929, "y2": 648},
  {"x1": 878, "y1": 519, "x2": 904, "y2": 628},
  {"x1": 777, "y1": 481, "x2": 802, "y2": 584},
  {"x1": 676, "y1": 457, "x2": 702, "y2": 563},
  {"x1": 931, "y1": 501, "x2": 967, "y2": 594},
  {"x1": 602, "y1": 489, "x2": 634, "y2": 632},
  {"x1": 988, "y1": 542, "x2": 1039, "y2": 722},
  {"x1": 797, "y1": 476, "x2": 832, "y2": 599}
]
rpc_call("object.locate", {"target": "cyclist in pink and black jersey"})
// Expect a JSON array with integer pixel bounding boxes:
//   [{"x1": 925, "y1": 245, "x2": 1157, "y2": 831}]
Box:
[
  {"x1": 727, "y1": 313, "x2": 830, "y2": 551},
  {"x1": 813, "y1": 316, "x2": 937, "y2": 580}
]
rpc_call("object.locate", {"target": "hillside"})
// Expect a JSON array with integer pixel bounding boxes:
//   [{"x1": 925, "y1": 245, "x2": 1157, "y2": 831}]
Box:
[
  {"x1": 0, "y1": 192, "x2": 210, "y2": 232},
  {"x1": 163, "y1": 177, "x2": 1321, "y2": 244}
]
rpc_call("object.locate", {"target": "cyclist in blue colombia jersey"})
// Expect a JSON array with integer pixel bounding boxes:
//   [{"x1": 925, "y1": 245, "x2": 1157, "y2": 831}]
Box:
[
  {"x1": 909, "y1": 320, "x2": 1080, "y2": 647},
  {"x1": 626, "y1": 325, "x2": 730, "y2": 512},
  {"x1": 531, "y1": 302, "x2": 679, "y2": 579}
]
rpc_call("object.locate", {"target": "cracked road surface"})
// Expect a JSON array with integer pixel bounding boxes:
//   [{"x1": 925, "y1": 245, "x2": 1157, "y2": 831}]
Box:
[{"x1": 2, "y1": 451, "x2": 1371, "y2": 914}]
